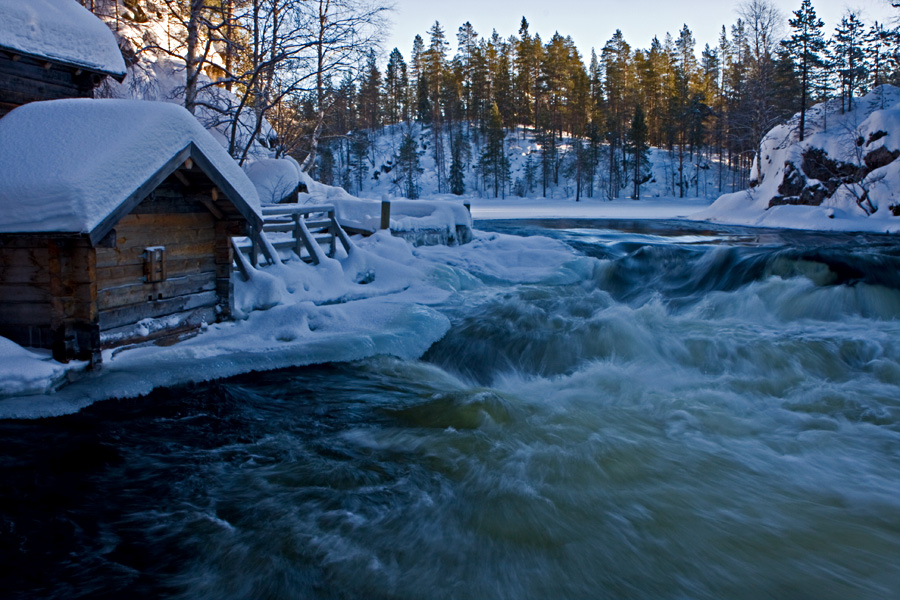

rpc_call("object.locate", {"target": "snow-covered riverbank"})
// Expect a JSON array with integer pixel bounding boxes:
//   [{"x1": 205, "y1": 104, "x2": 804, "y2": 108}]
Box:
[{"x1": 0, "y1": 226, "x2": 585, "y2": 419}]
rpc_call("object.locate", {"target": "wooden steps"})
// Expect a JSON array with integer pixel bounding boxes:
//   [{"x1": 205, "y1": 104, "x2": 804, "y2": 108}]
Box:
[{"x1": 232, "y1": 204, "x2": 352, "y2": 277}]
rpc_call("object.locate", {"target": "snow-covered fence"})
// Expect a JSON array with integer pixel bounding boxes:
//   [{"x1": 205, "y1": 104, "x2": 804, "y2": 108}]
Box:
[{"x1": 236, "y1": 205, "x2": 352, "y2": 272}]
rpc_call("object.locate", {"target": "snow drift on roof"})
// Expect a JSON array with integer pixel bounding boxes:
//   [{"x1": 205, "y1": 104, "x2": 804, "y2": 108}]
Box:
[
  {"x1": 0, "y1": 99, "x2": 260, "y2": 234},
  {"x1": 0, "y1": 0, "x2": 126, "y2": 76}
]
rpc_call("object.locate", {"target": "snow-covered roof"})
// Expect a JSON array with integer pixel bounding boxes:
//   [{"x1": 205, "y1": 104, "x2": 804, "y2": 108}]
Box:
[
  {"x1": 0, "y1": 99, "x2": 261, "y2": 239},
  {"x1": 0, "y1": 0, "x2": 126, "y2": 77}
]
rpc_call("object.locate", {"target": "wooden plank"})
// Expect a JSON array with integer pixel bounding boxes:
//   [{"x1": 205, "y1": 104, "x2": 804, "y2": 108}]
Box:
[
  {"x1": 100, "y1": 306, "x2": 218, "y2": 349},
  {"x1": 99, "y1": 290, "x2": 218, "y2": 331},
  {"x1": 95, "y1": 241, "x2": 217, "y2": 268},
  {"x1": 0, "y1": 301, "x2": 52, "y2": 326},
  {"x1": 116, "y1": 212, "x2": 217, "y2": 229},
  {"x1": 261, "y1": 204, "x2": 334, "y2": 216},
  {"x1": 96, "y1": 256, "x2": 216, "y2": 283},
  {"x1": 0, "y1": 324, "x2": 54, "y2": 351},
  {"x1": 47, "y1": 239, "x2": 64, "y2": 329},
  {"x1": 0, "y1": 283, "x2": 51, "y2": 303},
  {"x1": 97, "y1": 273, "x2": 216, "y2": 310},
  {"x1": 0, "y1": 244, "x2": 47, "y2": 258},
  {"x1": 0, "y1": 263, "x2": 51, "y2": 284},
  {"x1": 0, "y1": 77, "x2": 81, "y2": 105},
  {"x1": 0, "y1": 55, "x2": 80, "y2": 85}
]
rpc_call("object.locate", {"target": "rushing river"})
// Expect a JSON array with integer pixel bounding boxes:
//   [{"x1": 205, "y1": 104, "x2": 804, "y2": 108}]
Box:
[{"x1": 2, "y1": 220, "x2": 899, "y2": 599}]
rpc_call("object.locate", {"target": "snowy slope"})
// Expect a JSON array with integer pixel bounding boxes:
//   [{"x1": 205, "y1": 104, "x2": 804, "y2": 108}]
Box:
[
  {"x1": 328, "y1": 122, "x2": 733, "y2": 203},
  {"x1": 697, "y1": 86, "x2": 900, "y2": 233}
]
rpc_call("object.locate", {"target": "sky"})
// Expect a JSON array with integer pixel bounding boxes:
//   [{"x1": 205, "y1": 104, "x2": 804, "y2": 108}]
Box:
[{"x1": 381, "y1": 0, "x2": 898, "y2": 63}]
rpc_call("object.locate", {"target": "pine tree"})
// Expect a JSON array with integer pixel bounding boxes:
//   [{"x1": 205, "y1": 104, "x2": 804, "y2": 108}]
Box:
[
  {"x1": 449, "y1": 140, "x2": 466, "y2": 195},
  {"x1": 396, "y1": 134, "x2": 423, "y2": 199},
  {"x1": 480, "y1": 102, "x2": 510, "y2": 197},
  {"x1": 457, "y1": 21, "x2": 479, "y2": 126},
  {"x1": 523, "y1": 152, "x2": 538, "y2": 195},
  {"x1": 384, "y1": 48, "x2": 409, "y2": 124},
  {"x1": 350, "y1": 131, "x2": 370, "y2": 194},
  {"x1": 833, "y1": 11, "x2": 867, "y2": 112},
  {"x1": 782, "y1": 0, "x2": 825, "y2": 141},
  {"x1": 359, "y1": 49, "x2": 382, "y2": 131},
  {"x1": 627, "y1": 104, "x2": 650, "y2": 199}
]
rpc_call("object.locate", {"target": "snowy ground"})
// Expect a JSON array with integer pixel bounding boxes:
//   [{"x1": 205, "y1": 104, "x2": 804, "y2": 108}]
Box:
[{"x1": 468, "y1": 195, "x2": 712, "y2": 221}]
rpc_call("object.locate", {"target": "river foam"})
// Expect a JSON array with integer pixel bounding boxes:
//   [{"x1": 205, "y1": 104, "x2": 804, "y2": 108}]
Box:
[{"x1": 1, "y1": 220, "x2": 898, "y2": 599}]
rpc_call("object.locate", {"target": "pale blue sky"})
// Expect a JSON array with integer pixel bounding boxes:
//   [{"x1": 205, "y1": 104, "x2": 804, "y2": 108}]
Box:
[{"x1": 382, "y1": 0, "x2": 896, "y2": 63}]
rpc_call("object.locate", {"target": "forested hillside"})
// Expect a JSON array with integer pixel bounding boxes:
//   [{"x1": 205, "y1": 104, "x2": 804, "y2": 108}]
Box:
[{"x1": 79, "y1": 0, "x2": 900, "y2": 201}]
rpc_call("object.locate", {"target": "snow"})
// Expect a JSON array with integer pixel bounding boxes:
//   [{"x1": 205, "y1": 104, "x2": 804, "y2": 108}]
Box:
[
  {"x1": 0, "y1": 220, "x2": 589, "y2": 419},
  {"x1": 696, "y1": 86, "x2": 900, "y2": 233},
  {"x1": 0, "y1": 337, "x2": 80, "y2": 398},
  {"x1": 0, "y1": 99, "x2": 260, "y2": 234},
  {"x1": 244, "y1": 157, "x2": 301, "y2": 204},
  {"x1": 0, "y1": 0, "x2": 125, "y2": 76},
  {"x1": 469, "y1": 195, "x2": 711, "y2": 221}
]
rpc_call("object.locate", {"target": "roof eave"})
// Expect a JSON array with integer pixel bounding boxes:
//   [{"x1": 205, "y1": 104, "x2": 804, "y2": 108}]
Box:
[
  {"x1": 188, "y1": 142, "x2": 263, "y2": 230},
  {"x1": 0, "y1": 44, "x2": 127, "y2": 81}
]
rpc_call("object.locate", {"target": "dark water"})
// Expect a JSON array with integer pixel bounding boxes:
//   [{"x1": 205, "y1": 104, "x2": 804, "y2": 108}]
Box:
[{"x1": 2, "y1": 220, "x2": 899, "y2": 599}]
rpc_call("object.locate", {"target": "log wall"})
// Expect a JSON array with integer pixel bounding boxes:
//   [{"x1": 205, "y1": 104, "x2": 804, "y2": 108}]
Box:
[
  {"x1": 0, "y1": 54, "x2": 99, "y2": 118},
  {"x1": 0, "y1": 235, "x2": 98, "y2": 361},
  {"x1": 0, "y1": 173, "x2": 247, "y2": 364}
]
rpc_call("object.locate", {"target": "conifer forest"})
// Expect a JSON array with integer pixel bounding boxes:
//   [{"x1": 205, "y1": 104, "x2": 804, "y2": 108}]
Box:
[{"x1": 83, "y1": 0, "x2": 900, "y2": 199}]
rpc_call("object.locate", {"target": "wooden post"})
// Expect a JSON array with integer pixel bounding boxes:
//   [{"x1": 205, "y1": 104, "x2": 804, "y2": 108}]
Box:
[
  {"x1": 293, "y1": 213, "x2": 304, "y2": 258},
  {"x1": 380, "y1": 196, "x2": 391, "y2": 230},
  {"x1": 250, "y1": 225, "x2": 259, "y2": 268}
]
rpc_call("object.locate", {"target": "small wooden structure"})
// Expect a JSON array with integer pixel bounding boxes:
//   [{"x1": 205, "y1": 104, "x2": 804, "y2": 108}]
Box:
[
  {"x1": 0, "y1": 100, "x2": 262, "y2": 365},
  {"x1": 234, "y1": 205, "x2": 352, "y2": 273},
  {"x1": 0, "y1": 0, "x2": 127, "y2": 117}
]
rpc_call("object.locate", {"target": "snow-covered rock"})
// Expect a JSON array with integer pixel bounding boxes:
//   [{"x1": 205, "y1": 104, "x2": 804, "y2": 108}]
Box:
[
  {"x1": 244, "y1": 157, "x2": 302, "y2": 204},
  {"x1": 697, "y1": 86, "x2": 900, "y2": 232},
  {"x1": 0, "y1": 0, "x2": 126, "y2": 77}
]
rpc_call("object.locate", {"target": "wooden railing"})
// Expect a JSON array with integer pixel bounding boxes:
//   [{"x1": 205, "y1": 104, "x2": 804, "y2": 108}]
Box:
[{"x1": 233, "y1": 204, "x2": 352, "y2": 278}]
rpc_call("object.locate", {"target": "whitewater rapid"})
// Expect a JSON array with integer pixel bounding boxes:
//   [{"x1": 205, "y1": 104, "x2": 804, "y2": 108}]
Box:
[{"x1": 1, "y1": 220, "x2": 898, "y2": 599}]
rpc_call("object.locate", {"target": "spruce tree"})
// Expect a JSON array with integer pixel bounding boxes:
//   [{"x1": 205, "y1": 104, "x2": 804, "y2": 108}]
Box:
[
  {"x1": 480, "y1": 102, "x2": 510, "y2": 198},
  {"x1": 449, "y1": 141, "x2": 466, "y2": 195},
  {"x1": 397, "y1": 134, "x2": 423, "y2": 199},
  {"x1": 833, "y1": 11, "x2": 867, "y2": 112},
  {"x1": 627, "y1": 104, "x2": 650, "y2": 199},
  {"x1": 524, "y1": 152, "x2": 538, "y2": 195},
  {"x1": 384, "y1": 48, "x2": 409, "y2": 124},
  {"x1": 783, "y1": 0, "x2": 825, "y2": 141}
]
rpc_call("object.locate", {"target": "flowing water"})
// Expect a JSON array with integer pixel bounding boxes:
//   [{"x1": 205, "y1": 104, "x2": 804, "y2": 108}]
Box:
[{"x1": 2, "y1": 220, "x2": 899, "y2": 599}]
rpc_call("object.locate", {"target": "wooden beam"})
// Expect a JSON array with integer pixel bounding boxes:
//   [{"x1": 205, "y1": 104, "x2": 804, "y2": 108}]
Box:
[
  {"x1": 211, "y1": 187, "x2": 219, "y2": 202},
  {"x1": 184, "y1": 158, "x2": 193, "y2": 170},
  {"x1": 172, "y1": 169, "x2": 190, "y2": 187},
  {"x1": 200, "y1": 198, "x2": 224, "y2": 219}
]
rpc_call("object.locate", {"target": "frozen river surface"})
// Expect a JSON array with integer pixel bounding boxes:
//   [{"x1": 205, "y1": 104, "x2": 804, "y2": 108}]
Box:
[{"x1": 1, "y1": 220, "x2": 898, "y2": 599}]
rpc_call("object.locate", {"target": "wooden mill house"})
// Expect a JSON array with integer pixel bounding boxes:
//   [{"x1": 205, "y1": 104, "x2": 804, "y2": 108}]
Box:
[
  {"x1": 0, "y1": 1, "x2": 263, "y2": 365},
  {"x1": 0, "y1": 0, "x2": 127, "y2": 117}
]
